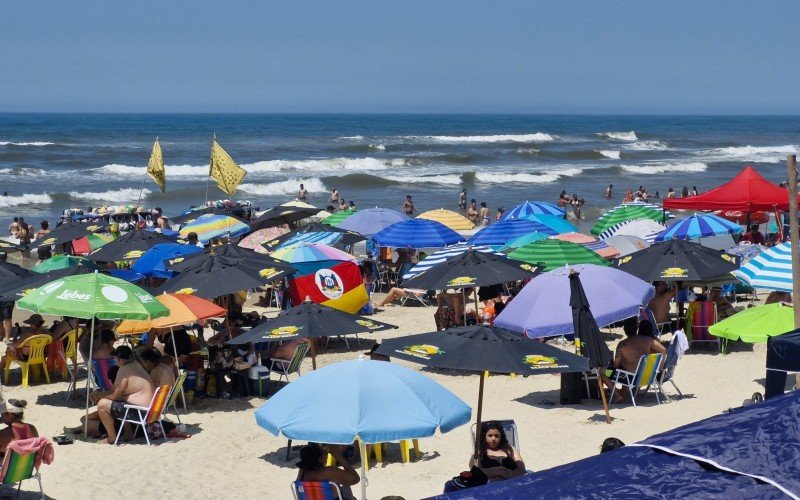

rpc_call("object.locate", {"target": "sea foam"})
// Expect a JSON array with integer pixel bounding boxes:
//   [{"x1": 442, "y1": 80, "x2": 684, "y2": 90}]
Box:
[
  {"x1": 69, "y1": 188, "x2": 151, "y2": 202},
  {"x1": 598, "y1": 150, "x2": 621, "y2": 159},
  {"x1": 620, "y1": 162, "x2": 708, "y2": 175},
  {"x1": 598, "y1": 131, "x2": 638, "y2": 141},
  {"x1": 239, "y1": 178, "x2": 328, "y2": 196},
  {"x1": 421, "y1": 133, "x2": 555, "y2": 144},
  {"x1": 0, "y1": 141, "x2": 56, "y2": 147},
  {"x1": 701, "y1": 144, "x2": 799, "y2": 164},
  {"x1": 0, "y1": 193, "x2": 53, "y2": 207}
]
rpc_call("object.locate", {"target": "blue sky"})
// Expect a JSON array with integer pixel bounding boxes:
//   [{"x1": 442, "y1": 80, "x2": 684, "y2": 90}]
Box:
[{"x1": 2, "y1": 1, "x2": 798, "y2": 114}]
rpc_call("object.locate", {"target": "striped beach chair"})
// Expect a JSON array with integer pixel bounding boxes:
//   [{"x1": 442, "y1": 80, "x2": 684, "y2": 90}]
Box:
[
  {"x1": 687, "y1": 301, "x2": 719, "y2": 350},
  {"x1": 114, "y1": 384, "x2": 170, "y2": 446},
  {"x1": 291, "y1": 480, "x2": 343, "y2": 500},
  {"x1": 610, "y1": 353, "x2": 664, "y2": 407},
  {"x1": 1, "y1": 440, "x2": 46, "y2": 499}
]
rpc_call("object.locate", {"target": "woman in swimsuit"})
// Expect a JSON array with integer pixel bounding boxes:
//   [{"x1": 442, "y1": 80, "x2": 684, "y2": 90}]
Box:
[
  {"x1": 0, "y1": 400, "x2": 39, "y2": 456},
  {"x1": 296, "y1": 443, "x2": 359, "y2": 500},
  {"x1": 479, "y1": 202, "x2": 490, "y2": 226},
  {"x1": 466, "y1": 200, "x2": 479, "y2": 225},
  {"x1": 473, "y1": 421, "x2": 525, "y2": 481}
]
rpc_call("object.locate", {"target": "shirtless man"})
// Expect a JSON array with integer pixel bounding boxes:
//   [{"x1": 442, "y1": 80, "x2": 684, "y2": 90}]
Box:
[
  {"x1": 648, "y1": 281, "x2": 673, "y2": 326},
  {"x1": 329, "y1": 187, "x2": 340, "y2": 206},
  {"x1": 84, "y1": 346, "x2": 155, "y2": 444},
  {"x1": 298, "y1": 184, "x2": 309, "y2": 202},
  {"x1": 601, "y1": 318, "x2": 667, "y2": 403}
]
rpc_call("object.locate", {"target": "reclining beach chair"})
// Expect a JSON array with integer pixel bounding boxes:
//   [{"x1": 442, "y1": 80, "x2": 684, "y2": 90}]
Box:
[
  {"x1": 639, "y1": 308, "x2": 671, "y2": 339},
  {"x1": 610, "y1": 353, "x2": 664, "y2": 407},
  {"x1": 399, "y1": 289, "x2": 432, "y2": 307},
  {"x1": 269, "y1": 341, "x2": 310, "y2": 393},
  {"x1": 470, "y1": 419, "x2": 520, "y2": 453},
  {"x1": 90, "y1": 358, "x2": 117, "y2": 391},
  {"x1": 291, "y1": 480, "x2": 343, "y2": 500},
  {"x1": 3, "y1": 334, "x2": 52, "y2": 388},
  {"x1": 657, "y1": 341, "x2": 683, "y2": 402},
  {"x1": 114, "y1": 384, "x2": 170, "y2": 446},
  {"x1": 687, "y1": 301, "x2": 720, "y2": 350},
  {"x1": 166, "y1": 371, "x2": 188, "y2": 424},
  {"x1": 0, "y1": 438, "x2": 50, "y2": 499}
]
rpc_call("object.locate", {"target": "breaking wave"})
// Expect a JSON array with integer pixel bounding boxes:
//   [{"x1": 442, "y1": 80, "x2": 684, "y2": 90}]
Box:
[
  {"x1": 0, "y1": 141, "x2": 56, "y2": 147},
  {"x1": 623, "y1": 140, "x2": 670, "y2": 151},
  {"x1": 239, "y1": 178, "x2": 328, "y2": 196},
  {"x1": 0, "y1": 193, "x2": 54, "y2": 207},
  {"x1": 598, "y1": 150, "x2": 621, "y2": 159},
  {"x1": 69, "y1": 188, "x2": 151, "y2": 202},
  {"x1": 620, "y1": 162, "x2": 708, "y2": 175},
  {"x1": 419, "y1": 133, "x2": 555, "y2": 143},
  {"x1": 597, "y1": 131, "x2": 637, "y2": 141},
  {"x1": 700, "y1": 144, "x2": 799, "y2": 164}
]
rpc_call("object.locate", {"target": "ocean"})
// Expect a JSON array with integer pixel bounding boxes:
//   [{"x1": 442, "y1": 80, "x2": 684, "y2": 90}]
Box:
[{"x1": 1, "y1": 113, "x2": 798, "y2": 229}]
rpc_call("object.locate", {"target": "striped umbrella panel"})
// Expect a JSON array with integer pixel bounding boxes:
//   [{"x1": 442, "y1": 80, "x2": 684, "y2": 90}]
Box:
[
  {"x1": 598, "y1": 219, "x2": 666, "y2": 242},
  {"x1": 508, "y1": 240, "x2": 611, "y2": 272},
  {"x1": 179, "y1": 215, "x2": 249, "y2": 243},
  {"x1": 655, "y1": 214, "x2": 743, "y2": 241},
  {"x1": 324, "y1": 210, "x2": 357, "y2": 226},
  {"x1": 732, "y1": 242, "x2": 793, "y2": 291},
  {"x1": 275, "y1": 232, "x2": 343, "y2": 250},
  {"x1": 500, "y1": 201, "x2": 565, "y2": 220},
  {"x1": 591, "y1": 206, "x2": 667, "y2": 236},
  {"x1": 403, "y1": 244, "x2": 502, "y2": 279},
  {"x1": 468, "y1": 220, "x2": 557, "y2": 246},
  {"x1": 372, "y1": 219, "x2": 465, "y2": 248}
]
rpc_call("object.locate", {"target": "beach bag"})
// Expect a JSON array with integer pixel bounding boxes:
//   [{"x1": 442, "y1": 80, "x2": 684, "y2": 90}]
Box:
[
  {"x1": 444, "y1": 467, "x2": 488, "y2": 492},
  {"x1": 435, "y1": 304, "x2": 456, "y2": 331}
]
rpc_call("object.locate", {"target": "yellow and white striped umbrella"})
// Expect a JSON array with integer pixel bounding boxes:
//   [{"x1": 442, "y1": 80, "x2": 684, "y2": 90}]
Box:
[{"x1": 417, "y1": 208, "x2": 474, "y2": 231}]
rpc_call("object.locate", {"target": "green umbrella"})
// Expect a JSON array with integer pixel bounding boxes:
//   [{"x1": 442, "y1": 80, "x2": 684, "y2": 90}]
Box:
[
  {"x1": 16, "y1": 272, "x2": 169, "y2": 434},
  {"x1": 709, "y1": 303, "x2": 794, "y2": 346},
  {"x1": 31, "y1": 255, "x2": 102, "y2": 274},
  {"x1": 323, "y1": 210, "x2": 357, "y2": 227},
  {"x1": 508, "y1": 239, "x2": 610, "y2": 272},
  {"x1": 590, "y1": 205, "x2": 665, "y2": 236}
]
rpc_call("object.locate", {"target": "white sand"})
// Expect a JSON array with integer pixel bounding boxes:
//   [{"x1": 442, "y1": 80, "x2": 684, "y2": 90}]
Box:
[{"x1": 3, "y1": 295, "x2": 768, "y2": 499}]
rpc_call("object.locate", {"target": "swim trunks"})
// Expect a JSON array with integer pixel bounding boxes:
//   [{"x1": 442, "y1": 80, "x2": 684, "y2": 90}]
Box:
[{"x1": 110, "y1": 400, "x2": 128, "y2": 419}]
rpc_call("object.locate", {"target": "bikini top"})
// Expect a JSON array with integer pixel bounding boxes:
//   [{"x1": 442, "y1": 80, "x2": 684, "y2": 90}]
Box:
[{"x1": 480, "y1": 450, "x2": 517, "y2": 470}]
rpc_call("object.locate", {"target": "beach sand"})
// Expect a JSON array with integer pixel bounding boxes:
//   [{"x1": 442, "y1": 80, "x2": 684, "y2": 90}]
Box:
[{"x1": 2, "y1": 294, "x2": 767, "y2": 500}]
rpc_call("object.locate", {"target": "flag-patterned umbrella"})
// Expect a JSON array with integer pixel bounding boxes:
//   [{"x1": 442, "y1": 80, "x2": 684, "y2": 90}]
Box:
[{"x1": 508, "y1": 239, "x2": 610, "y2": 272}]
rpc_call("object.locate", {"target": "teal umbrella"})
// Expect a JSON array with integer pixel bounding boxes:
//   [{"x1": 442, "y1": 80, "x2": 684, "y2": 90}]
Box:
[
  {"x1": 498, "y1": 232, "x2": 550, "y2": 251},
  {"x1": 521, "y1": 214, "x2": 578, "y2": 234}
]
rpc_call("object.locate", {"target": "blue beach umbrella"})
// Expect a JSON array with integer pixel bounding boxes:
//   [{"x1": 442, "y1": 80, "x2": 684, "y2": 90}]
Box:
[
  {"x1": 131, "y1": 243, "x2": 203, "y2": 278},
  {"x1": 522, "y1": 214, "x2": 578, "y2": 234},
  {"x1": 372, "y1": 218, "x2": 464, "y2": 249},
  {"x1": 655, "y1": 214, "x2": 743, "y2": 242},
  {"x1": 402, "y1": 243, "x2": 503, "y2": 280},
  {"x1": 274, "y1": 231, "x2": 342, "y2": 250},
  {"x1": 178, "y1": 214, "x2": 250, "y2": 244},
  {"x1": 733, "y1": 242, "x2": 792, "y2": 292},
  {"x1": 468, "y1": 219, "x2": 557, "y2": 247},
  {"x1": 337, "y1": 207, "x2": 410, "y2": 237},
  {"x1": 501, "y1": 200, "x2": 565, "y2": 220},
  {"x1": 255, "y1": 358, "x2": 471, "y2": 500}
]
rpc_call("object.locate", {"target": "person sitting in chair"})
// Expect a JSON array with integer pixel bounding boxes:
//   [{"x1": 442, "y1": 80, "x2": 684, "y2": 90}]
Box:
[
  {"x1": 600, "y1": 319, "x2": 666, "y2": 403},
  {"x1": 377, "y1": 287, "x2": 426, "y2": 307},
  {"x1": 472, "y1": 421, "x2": 525, "y2": 481},
  {"x1": 296, "y1": 443, "x2": 359, "y2": 500},
  {"x1": 0, "y1": 314, "x2": 48, "y2": 369},
  {"x1": 0, "y1": 400, "x2": 39, "y2": 457}
]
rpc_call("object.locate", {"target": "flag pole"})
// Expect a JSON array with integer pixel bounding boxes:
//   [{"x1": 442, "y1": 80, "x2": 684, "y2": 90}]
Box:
[
  {"x1": 205, "y1": 133, "x2": 215, "y2": 204},
  {"x1": 136, "y1": 137, "x2": 156, "y2": 211}
]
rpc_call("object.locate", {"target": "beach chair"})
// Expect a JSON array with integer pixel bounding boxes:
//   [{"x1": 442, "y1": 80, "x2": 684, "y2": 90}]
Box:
[
  {"x1": 61, "y1": 328, "x2": 85, "y2": 400},
  {"x1": 91, "y1": 358, "x2": 117, "y2": 391},
  {"x1": 470, "y1": 420, "x2": 520, "y2": 453},
  {"x1": 686, "y1": 302, "x2": 720, "y2": 350},
  {"x1": 291, "y1": 481, "x2": 343, "y2": 500},
  {"x1": 657, "y1": 341, "x2": 683, "y2": 402},
  {"x1": 639, "y1": 308, "x2": 671, "y2": 339},
  {"x1": 269, "y1": 341, "x2": 310, "y2": 392},
  {"x1": 399, "y1": 289, "x2": 432, "y2": 307},
  {"x1": 610, "y1": 353, "x2": 664, "y2": 407},
  {"x1": 114, "y1": 384, "x2": 170, "y2": 446},
  {"x1": 0, "y1": 439, "x2": 46, "y2": 499},
  {"x1": 3, "y1": 334, "x2": 52, "y2": 388},
  {"x1": 166, "y1": 371, "x2": 188, "y2": 424}
]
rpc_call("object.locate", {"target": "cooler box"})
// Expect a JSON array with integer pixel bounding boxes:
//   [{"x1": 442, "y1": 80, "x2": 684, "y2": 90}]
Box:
[
  {"x1": 249, "y1": 366, "x2": 271, "y2": 397},
  {"x1": 185, "y1": 370, "x2": 198, "y2": 391}
]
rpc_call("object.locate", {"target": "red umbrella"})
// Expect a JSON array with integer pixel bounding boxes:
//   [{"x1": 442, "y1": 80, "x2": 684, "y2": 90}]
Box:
[{"x1": 714, "y1": 210, "x2": 769, "y2": 225}]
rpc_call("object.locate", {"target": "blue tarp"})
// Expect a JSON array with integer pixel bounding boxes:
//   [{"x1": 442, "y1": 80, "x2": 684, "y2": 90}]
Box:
[{"x1": 431, "y1": 391, "x2": 800, "y2": 499}]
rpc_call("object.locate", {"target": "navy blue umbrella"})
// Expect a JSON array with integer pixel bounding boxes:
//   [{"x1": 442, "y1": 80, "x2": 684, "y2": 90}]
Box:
[{"x1": 372, "y1": 218, "x2": 464, "y2": 248}]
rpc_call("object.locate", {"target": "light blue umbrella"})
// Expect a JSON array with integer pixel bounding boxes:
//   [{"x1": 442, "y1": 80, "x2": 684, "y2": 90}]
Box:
[
  {"x1": 274, "y1": 231, "x2": 342, "y2": 250},
  {"x1": 498, "y1": 231, "x2": 550, "y2": 251},
  {"x1": 655, "y1": 214, "x2": 743, "y2": 242},
  {"x1": 372, "y1": 218, "x2": 464, "y2": 249},
  {"x1": 255, "y1": 358, "x2": 471, "y2": 500},
  {"x1": 521, "y1": 214, "x2": 578, "y2": 234},
  {"x1": 500, "y1": 200, "x2": 564, "y2": 220},
  {"x1": 733, "y1": 242, "x2": 792, "y2": 291},
  {"x1": 402, "y1": 243, "x2": 502, "y2": 280},
  {"x1": 468, "y1": 219, "x2": 557, "y2": 246},
  {"x1": 337, "y1": 208, "x2": 410, "y2": 237}
]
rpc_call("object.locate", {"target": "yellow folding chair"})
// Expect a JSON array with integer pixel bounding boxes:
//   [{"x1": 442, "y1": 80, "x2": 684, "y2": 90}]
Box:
[{"x1": 4, "y1": 334, "x2": 53, "y2": 387}]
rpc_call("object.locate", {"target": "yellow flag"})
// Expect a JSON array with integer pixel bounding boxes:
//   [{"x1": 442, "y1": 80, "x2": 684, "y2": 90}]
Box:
[
  {"x1": 209, "y1": 138, "x2": 247, "y2": 196},
  {"x1": 147, "y1": 138, "x2": 166, "y2": 193}
]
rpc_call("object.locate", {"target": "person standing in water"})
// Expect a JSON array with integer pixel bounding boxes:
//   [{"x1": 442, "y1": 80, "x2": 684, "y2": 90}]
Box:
[
  {"x1": 479, "y1": 202, "x2": 490, "y2": 226},
  {"x1": 681, "y1": 186, "x2": 689, "y2": 198},
  {"x1": 298, "y1": 184, "x2": 309, "y2": 202},
  {"x1": 691, "y1": 185, "x2": 699, "y2": 196},
  {"x1": 666, "y1": 187, "x2": 676, "y2": 199},
  {"x1": 605, "y1": 184, "x2": 613, "y2": 198},
  {"x1": 329, "y1": 187, "x2": 340, "y2": 206},
  {"x1": 466, "y1": 199, "x2": 479, "y2": 225},
  {"x1": 402, "y1": 195, "x2": 415, "y2": 215},
  {"x1": 459, "y1": 188, "x2": 467, "y2": 211}
]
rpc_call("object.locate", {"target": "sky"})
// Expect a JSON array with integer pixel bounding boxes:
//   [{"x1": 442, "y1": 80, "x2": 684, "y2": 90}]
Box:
[{"x1": 2, "y1": 1, "x2": 799, "y2": 114}]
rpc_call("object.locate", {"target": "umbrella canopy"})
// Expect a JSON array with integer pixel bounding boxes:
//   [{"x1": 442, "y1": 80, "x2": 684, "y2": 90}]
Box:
[
  {"x1": 86, "y1": 229, "x2": 176, "y2": 262},
  {"x1": 552, "y1": 232, "x2": 597, "y2": 244},
  {"x1": 255, "y1": 358, "x2": 472, "y2": 500},
  {"x1": 616, "y1": 238, "x2": 739, "y2": 282},
  {"x1": 377, "y1": 325, "x2": 589, "y2": 375},
  {"x1": 591, "y1": 204, "x2": 667, "y2": 236},
  {"x1": 569, "y1": 270, "x2": 614, "y2": 369},
  {"x1": 337, "y1": 208, "x2": 410, "y2": 237},
  {"x1": 170, "y1": 206, "x2": 244, "y2": 225},
  {"x1": 733, "y1": 242, "x2": 792, "y2": 291},
  {"x1": 500, "y1": 200, "x2": 564, "y2": 220},
  {"x1": 168, "y1": 243, "x2": 283, "y2": 272},
  {"x1": 508, "y1": 239, "x2": 610, "y2": 272},
  {"x1": 468, "y1": 220, "x2": 557, "y2": 247},
  {"x1": 373, "y1": 219, "x2": 464, "y2": 249},
  {"x1": 270, "y1": 242, "x2": 358, "y2": 264},
  {"x1": 179, "y1": 214, "x2": 249, "y2": 244},
  {"x1": 497, "y1": 232, "x2": 550, "y2": 251},
  {"x1": 228, "y1": 300, "x2": 396, "y2": 345},
  {"x1": 598, "y1": 218, "x2": 667, "y2": 242},
  {"x1": 0, "y1": 262, "x2": 31, "y2": 290},
  {"x1": 250, "y1": 202, "x2": 321, "y2": 230},
  {"x1": 71, "y1": 233, "x2": 115, "y2": 256},
  {"x1": 602, "y1": 235, "x2": 651, "y2": 257},
  {"x1": 401, "y1": 249, "x2": 538, "y2": 290},
  {"x1": 714, "y1": 210, "x2": 770, "y2": 225},
  {"x1": 0, "y1": 264, "x2": 96, "y2": 302},
  {"x1": 323, "y1": 210, "x2": 358, "y2": 227},
  {"x1": 664, "y1": 165, "x2": 799, "y2": 212},
  {"x1": 32, "y1": 255, "x2": 102, "y2": 274},
  {"x1": 156, "y1": 254, "x2": 295, "y2": 299},
  {"x1": 655, "y1": 214, "x2": 743, "y2": 242},
  {"x1": 16, "y1": 272, "x2": 169, "y2": 321},
  {"x1": 417, "y1": 209, "x2": 475, "y2": 231},
  {"x1": 117, "y1": 293, "x2": 228, "y2": 334},
  {"x1": 238, "y1": 227, "x2": 289, "y2": 254},
  {"x1": 31, "y1": 221, "x2": 109, "y2": 248},
  {"x1": 130, "y1": 243, "x2": 203, "y2": 278},
  {"x1": 402, "y1": 244, "x2": 502, "y2": 280},
  {"x1": 521, "y1": 214, "x2": 578, "y2": 234},
  {"x1": 495, "y1": 264, "x2": 655, "y2": 337},
  {"x1": 709, "y1": 303, "x2": 794, "y2": 343},
  {"x1": 263, "y1": 222, "x2": 364, "y2": 251},
  {"x1": 725, "y1": 242, "x2": 765, "y2": 264}
]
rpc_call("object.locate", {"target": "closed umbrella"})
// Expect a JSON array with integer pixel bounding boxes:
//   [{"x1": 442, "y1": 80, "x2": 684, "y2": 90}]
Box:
[
  {"x1": 508, "y1": 239, "x2": 610, "y2": 272},
  {"x1": 500, "y1": 201, "x2": 564, "y2": 220},
  {"x1": 655, "y1": 214, "x2": 743, "y2": 242},
  {"x1": 494, "y1": 264, "x2": 655, "y2": 337},
  {"x1": 732, "y1": 242, "x2": 792, "y2": 291},
  {"x1": 417, "y1": 209, "x2": 475, "y2": 231},
  {"x1": 617, "y1": 239, "x2": 739, "y2": 282},
  {"x1": 255, "y1": 358, "x2": 471, "y2": 500},
  {"x1": 337, "y1": 208, "x2": 410, "y2": 237},
  {"x1": 468, "y1": 220, "x2": 557, "y2": 247},
  {"x1": 86, "y1": 229, "x2": 176, "y2": 262},
  {"x1": 373, "y1": 219, "x2": 464, "y2": 249}
]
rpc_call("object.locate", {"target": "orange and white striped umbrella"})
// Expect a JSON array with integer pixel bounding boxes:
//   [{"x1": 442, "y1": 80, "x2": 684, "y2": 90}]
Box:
[{"x1": 116, "y1": 293, "x2": 227, "y2": 334}]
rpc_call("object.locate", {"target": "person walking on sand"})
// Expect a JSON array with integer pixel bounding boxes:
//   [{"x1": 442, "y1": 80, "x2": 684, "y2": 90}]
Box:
[
  {"x1": 459, "y1": 188, "x2": 467, "y2": 211},
  {"x1": 298, "y1": 184, "x2": 309, "y2": 202}
]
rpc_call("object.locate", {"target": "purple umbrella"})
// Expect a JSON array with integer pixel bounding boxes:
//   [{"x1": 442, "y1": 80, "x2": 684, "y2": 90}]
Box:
[
  {"x1": 336, "y1": 208, "x2": 410, "y2": 237},
  {"x1": 494, "y1": 264, "x2": 655, "y2": 338}
]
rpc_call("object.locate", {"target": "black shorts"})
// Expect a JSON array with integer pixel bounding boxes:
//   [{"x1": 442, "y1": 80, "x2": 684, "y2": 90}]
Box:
[
  {"x1": 0, "y1": 303, "x2": 12, "y2": 321},
  {"x1": 110, "y1": 401, "x2": 128, "y2": 419}
]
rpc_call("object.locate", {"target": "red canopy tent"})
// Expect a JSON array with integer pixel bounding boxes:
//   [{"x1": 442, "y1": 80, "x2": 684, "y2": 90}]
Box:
[{"x1": 663, "y1": 166, "x2": 796, "y2": 212}]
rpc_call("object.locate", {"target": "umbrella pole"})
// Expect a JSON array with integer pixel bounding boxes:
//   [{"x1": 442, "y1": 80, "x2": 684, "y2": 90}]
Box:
[
  {"x1": 170, "y1": 326, "x2": 186, "y2": 410},
  {"x1": 83, "y1": 316, "x2": 96, "y2": 437},
  {"x1": 473, "y1": 371, "x2": 486, "y2": 461},
  {"x1": 461, "y1": 289, "x2": 467, "y2": 325},
  {"x1": 473, "y1": 288, "x2": 479, "y2": 323},
  {"x1": 310, "y1": 339, "x2": 318, "y2": 370},
  {"x1": 595, "y1": 368, "x2": 611, "y2": 424},
  {"x1": 359, "y1": 439, "x2": 368, "y2": 500}
]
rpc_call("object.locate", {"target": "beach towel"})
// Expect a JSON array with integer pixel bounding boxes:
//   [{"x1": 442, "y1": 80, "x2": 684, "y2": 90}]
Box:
[
  {"x1": 686, "y1": 302, "x2": 716, "y2": 342},
  {"x1": 672, "y1": 329, "x2": 689, "y2": 360},
  {"x1": 2, "y1": 437, "x2": 54, "y2": 479}
]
